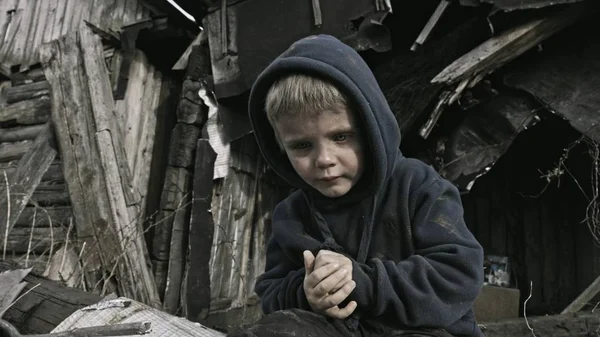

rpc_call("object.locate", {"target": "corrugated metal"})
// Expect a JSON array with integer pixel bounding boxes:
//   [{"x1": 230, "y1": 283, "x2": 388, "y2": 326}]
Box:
[{"x1": 0, "y1": 0, "x2": 151, "y2": 71}]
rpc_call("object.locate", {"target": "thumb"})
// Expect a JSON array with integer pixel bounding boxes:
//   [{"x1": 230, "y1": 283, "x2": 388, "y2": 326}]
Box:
[{"x1": 303, "y1": 250, "x2": 315, "y2": 275}]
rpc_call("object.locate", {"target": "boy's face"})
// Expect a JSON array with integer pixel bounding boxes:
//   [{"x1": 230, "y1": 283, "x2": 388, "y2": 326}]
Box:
[{"x1": 273, "y1": 107, "x2": 364, "y2": 198}]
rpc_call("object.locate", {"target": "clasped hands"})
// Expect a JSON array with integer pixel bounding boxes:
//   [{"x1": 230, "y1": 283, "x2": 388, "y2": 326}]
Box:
[{"x1": 303, "y1": 249, "x2": 357, "y2": 319}]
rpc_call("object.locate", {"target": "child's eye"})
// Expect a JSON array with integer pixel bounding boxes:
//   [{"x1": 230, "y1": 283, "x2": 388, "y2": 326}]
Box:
[
  {"x1": 292, "y1": 142, "x2": 310, "y2": 150},
  {"x1": 333, "y1": 134, "x2": 348, "y2": 142}
]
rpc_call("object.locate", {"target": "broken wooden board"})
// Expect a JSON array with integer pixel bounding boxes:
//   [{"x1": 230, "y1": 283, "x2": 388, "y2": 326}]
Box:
[
  {"x1": 0, "y1": 124, "x2": 46, "y2": 143},
  {"x1": 0, "y1": 261, "x2": 101, "y2": 334},
  {"x1": 503, "y1": 17, "x2": 600, "y2": 143},
  {"x1": 2, "y1": 226, "x2": 67, "y2": 254},
  {"x1": 3, "y1": 81, "x2": 50, "y2": 104},
  {"x1": 562, "y1": 274, "x2": 600, "y2": 314},
  {"x1": 0, "y1": 267, "x2": 31, "y2": 318},
  {"x1": 0, "y1": 123, "x2": 57, "y2": 254},
  {"x1": 185, "y1": 138, "x2": 216, "y2": 322},
  {"x1": 432, "y1": 2, "x2": 595, "y2": 86},
  {"x1": 0, "y1": 96, "x2": 51, "y2": 124},
  {"x1": 435, "y1": 91, "x2": 541, "y2": 190},
  {"x1": 39, "y1": 26, "x2": 159, "y2": 307}
]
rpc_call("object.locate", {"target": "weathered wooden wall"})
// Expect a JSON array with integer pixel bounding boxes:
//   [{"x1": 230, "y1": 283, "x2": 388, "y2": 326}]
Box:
[
  {"x1": 0, "y1": 71, "x2": 71, "y2": 276},
  {"x1": 0, "y1": 0, "x2": 151, "y2": 72},
  {"x1": 462, "y1": 115, "x2": 600, "y2": 316}
]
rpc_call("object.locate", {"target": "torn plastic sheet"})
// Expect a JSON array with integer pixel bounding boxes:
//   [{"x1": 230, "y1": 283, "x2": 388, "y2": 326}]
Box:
[{"x1": 198, "y1": 84, "x2": 230, "y2": 180}]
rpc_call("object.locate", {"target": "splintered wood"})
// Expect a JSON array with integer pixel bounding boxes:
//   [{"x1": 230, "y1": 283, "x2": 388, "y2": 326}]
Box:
[{"x1": 38, "y1": 26, "x2": 160, "y2": 307}]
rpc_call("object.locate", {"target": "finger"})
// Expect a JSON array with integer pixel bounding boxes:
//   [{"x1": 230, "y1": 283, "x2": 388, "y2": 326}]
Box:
[
  {"x1": 306, "y1": 263, "x2": 341, "y2": 291},
  {"x1": 329, "y1": 272, "x2": 353, "y2": 294},
  {"x1": 314, "y1": 267, "x2": 349, "y2": 296},
  {"x1": 304, "y1": 250, "x2": 315, "y2": 276},
  {"x1": 324, "y1": 301, "x2": 358, "y2": 319},
  {"x1": 319, "y1": 280, "x2": 356, "y2": 308}
]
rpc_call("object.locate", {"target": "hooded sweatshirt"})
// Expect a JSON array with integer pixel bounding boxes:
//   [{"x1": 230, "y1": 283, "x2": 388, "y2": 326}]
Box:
[{"x1": 248, "y1": 35, "x2": 484, "y2": 337}]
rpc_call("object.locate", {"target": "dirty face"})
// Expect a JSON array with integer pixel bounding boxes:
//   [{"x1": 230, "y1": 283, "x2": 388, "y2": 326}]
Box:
[{"x1": 273, "y1": 107, "x2": 364, "y2": 198}]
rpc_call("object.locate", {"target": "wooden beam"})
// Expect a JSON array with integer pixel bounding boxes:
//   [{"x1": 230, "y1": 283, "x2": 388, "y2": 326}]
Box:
[
  {"x1": 0, "y1": 268, "x2": 30, "y2": 318},
  {"x1": 3, "y1": 226, "x2": 67, "y2": 254},
  {"x1": 0, "y1": 124, "x2": 57, "y2": 255},
  {"x1": 562, "y1": 274, "x2": 600, "y2": 314},
  {"x1": 185, "y1": 138, "x2": 216, "y2": 321},
  {"x1": 432, "y1": 2, "x2": 595, "y2": 85},
  {"x1": 4, "y1": 81, "x2": 50, "y2": 104},
  {"x1": 0, "y1": 124, "x2": 46, "y2": 143},
  {"x1": 0, "y1": 96, "x2": 51, "y2": 124},
  {"x1": 0, "y1": 141, "x2": 32, "y2": 162},
  {"x1": 39, "y1": 26, "x2": 159, "y2": 307},
  {"x1": 0, "y1": 261, "x2": 102, "y2": 335},
  {"x1": 172, "y1": 31, "x2": 205, "y2": 71},
  {"x1": 14, "y1": 206, "x2": 73, "y2": 228}
]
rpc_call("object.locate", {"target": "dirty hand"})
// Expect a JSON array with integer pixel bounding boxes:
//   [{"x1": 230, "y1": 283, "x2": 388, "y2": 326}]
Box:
[{"x1": 303, "y1": 250, "x2": 357, "y2": 319}]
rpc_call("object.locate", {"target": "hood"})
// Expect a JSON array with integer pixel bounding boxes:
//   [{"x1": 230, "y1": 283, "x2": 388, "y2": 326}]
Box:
[{"x1": 249, "y1": 34, "x2": 401, "y2": 203}]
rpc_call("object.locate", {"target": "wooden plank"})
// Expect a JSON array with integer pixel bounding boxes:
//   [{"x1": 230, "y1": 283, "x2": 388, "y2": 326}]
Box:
[
  {"x1": 10, "y1": 1, "x2": 34, "y2": 69},
  {"x1": 0, "y1": 95, "x2": 51, "y2": 124},
  {"x1": 0, "y1": 0, "x2": 18, "y2": 56},
  {"x1": 14, "y1": 206, "x2": 72, "y2": 228},
  {"x1": 7, "y1": 253, "x2": 50, "y2": 276},
  {"x1": 79, "y1": 25, "x2": 139, "y2": 207},
  {"x1": 0, "y1": 162, "x2": 64, "y2": 183},
  {"x1": 27, "y1": 1, "x2": 50, "y2": 68},
  {"x1": 185, "y1": 138, "x2": 216, "y2": 321},
  {"x1": 19, "y1": 0, "x2": 42, "y2": 71},
  {"x1": 10, "y1": 67, "x2": 46, "y2": 87},
  {"x1": 51, "y1": 0, "x2": 68, "y2": 41},
  {"x1": 39, "y1": 27, "x2": 159, "y2": 307},
  {"x1": 168, "y1": 123, "x2": 202, "y2": 169},
  {"x1": 0, "y1": 260, "x2": 102, "y2": 335},
  {"x1": 40, "y1": 30, "x2": 118, "y2": 292},
  {"x1": 0, "y1": 141, "x2": 32, "y2": 162},
  {"x1": 30, "y1": 182, "x2": 70, "y2": 206},
  {"x1": 0, "y1": 124, "x2": 57, "y2": 253},
  {"x1": 0, "y1": 124, "x2": 46, "y2": 142},
  {"x1": 562, "y1": 275, "x2": 600, "y2": 314},
  {"x1": 42, "y1": 0, "x2": 59, "y2": 44},
  {"x1": 116, "y1": 50, "x2": 150, "y2": 167},
  {"x1": 178, "y1": 79, "x2": 206, "y2": 126},
  {"x1": 0, "y1": 3, "x2": 22, "y2": 61},
  {"x1": 163, "y1": 187, "x2": 192, "y2": 314},
  {"x1": 0, "y1": 267, "x2": 30, "y2": 318},
  {"x1": 3, "y1": 226, "x2": 67, "y2": 254},
  {"x1": 4, "y1": 81, "x2": 50, "y2": 104},
  {"x1": 60, "y1": 0, "x2": 76, "y2": 37},
  {"x1": 432, "y1": 2, "x2": 594, "y2": 85},
  {"x1": 209, "y1": 139, "x2": 260, "y2": 308},
  {"x1": 153, "y1": 166, "x2": 191, "y2": 297}
]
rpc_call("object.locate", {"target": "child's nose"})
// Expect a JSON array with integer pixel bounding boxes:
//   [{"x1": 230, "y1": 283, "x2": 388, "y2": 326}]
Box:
[{"x1": 315, "y1": 147, "x2": 335, "y2": 168}]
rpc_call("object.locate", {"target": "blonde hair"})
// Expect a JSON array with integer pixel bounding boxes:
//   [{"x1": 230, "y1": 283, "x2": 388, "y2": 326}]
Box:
[{"x1": 265, "y1": 74, "x2": 350, "y2": 125}]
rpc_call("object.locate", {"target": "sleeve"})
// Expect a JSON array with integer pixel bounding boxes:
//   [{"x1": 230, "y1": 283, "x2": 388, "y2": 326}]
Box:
[
  {"x1": 254, "y1": 234, "x2": 312, "y2": 314},
  {"x1": 348, "y1": 177, "x2": 484, "y2": 327}
]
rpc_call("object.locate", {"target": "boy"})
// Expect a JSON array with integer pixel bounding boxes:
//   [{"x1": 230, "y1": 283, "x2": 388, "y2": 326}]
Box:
[{"x1": 232, "y1": 35, "x2": 484, "y2": 337}]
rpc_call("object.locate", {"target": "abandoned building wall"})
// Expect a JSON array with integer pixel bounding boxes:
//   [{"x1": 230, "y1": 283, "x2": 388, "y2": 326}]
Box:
[
  {"x1": 462, "y1": 116, "x2": 600, "y2": 315},
  {"x1": 0, "y1": 0, "x2": 151, "y2": 72}
]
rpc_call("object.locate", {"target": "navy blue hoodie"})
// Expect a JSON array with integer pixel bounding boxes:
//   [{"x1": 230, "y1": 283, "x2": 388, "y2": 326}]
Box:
[{"x1": 248, "y1": 35, "x2": 484, "y2": 336}]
